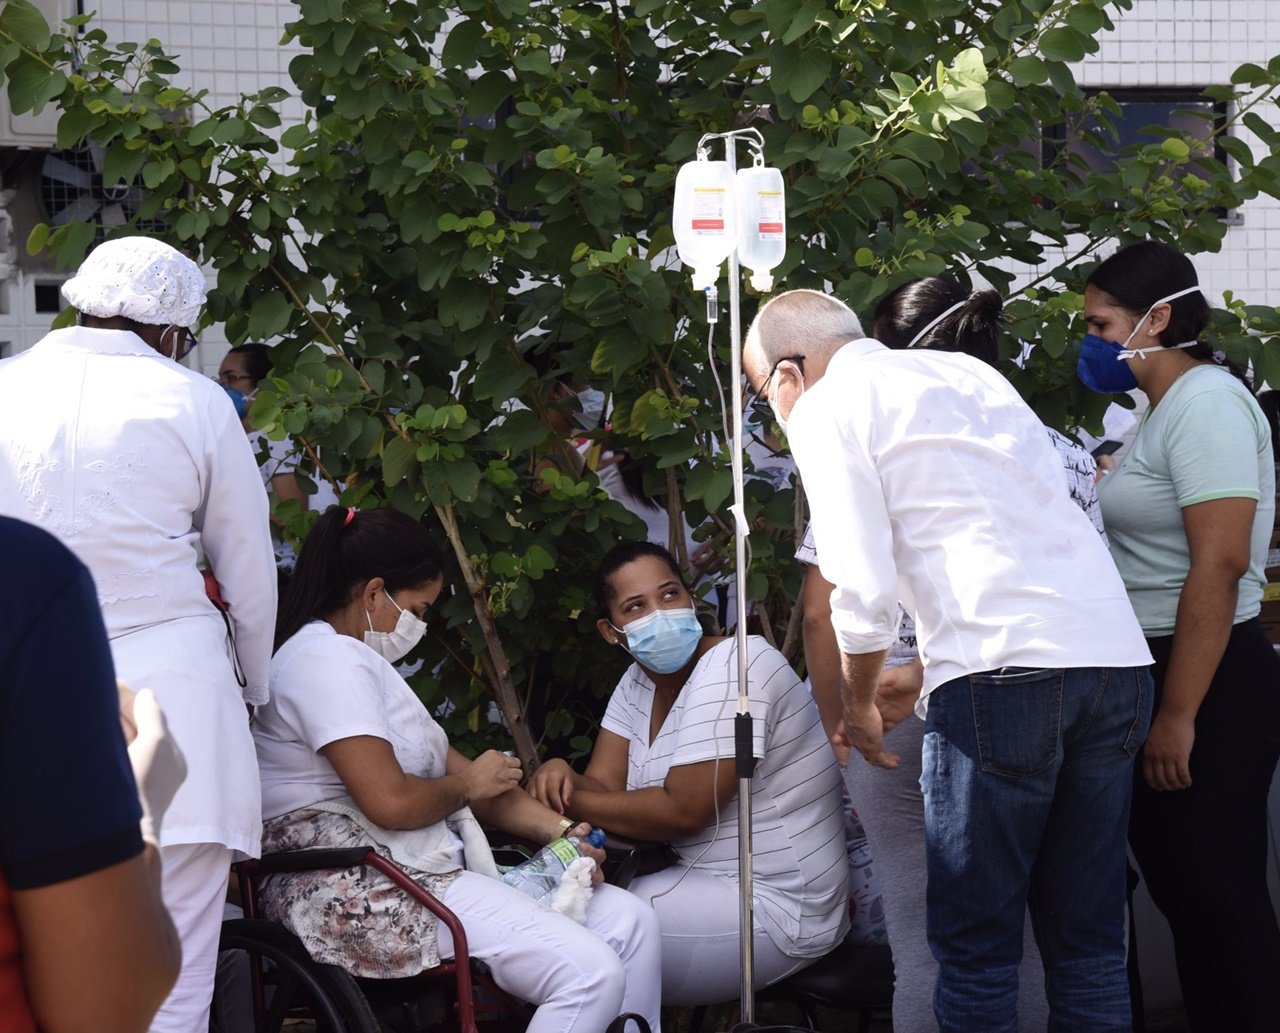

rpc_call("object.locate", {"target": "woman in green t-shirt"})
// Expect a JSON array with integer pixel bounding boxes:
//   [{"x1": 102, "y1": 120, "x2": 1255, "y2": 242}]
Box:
[{"x1": 1081, "y1": 240, "x2": 1280, "y2": 1033}]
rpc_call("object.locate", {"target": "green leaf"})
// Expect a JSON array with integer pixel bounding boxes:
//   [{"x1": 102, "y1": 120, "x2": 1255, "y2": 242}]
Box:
[
  {"x1": 1038, "y1": 27, "x2": 1087, "y2": 64},
  {"x1": 246, "y1": 291, "x2": 295, "y2": 338},
  {"x1": 5, "y1": 56, "x2": 57, "y2": 114},
  {"x1": 381, "y1": 435, "x2": 417, "y2": 487},
  {"x1": 437, "y1": 280, "x2": 491, "y2": 331},
  {"x1": 590, "y1": 332, "x2": 649, "y2": 375},
  {"x1": 442, "y1": 19, "x2": 486, "y2": 68},
  {"x1": 771, "y1": 43, "x2": 832, "y2": 104},
  {"x1": 0, "y1": 0, "x2": 52, "y2": 50},
  {"x1": 780, "y1": 0, "x2": 823, "y2": 45},
  {"x1": 25, "y1": 221, "x2": 48, "y2": 257},
  {"x1": 1064, "y1": 4, "x2": 1106, "y2": 35},
  {"x1": 1230, "y1": 62, "x2": 1268, "y2": 86},
  {"x1": 280, "y1": 123, "x2": 312, "y2": 148},
  {"x1": 441, "y1": 460, "x2": 482, "y2": 502},
  {"x1": 467, "y1": 70, "x2": 514, "y2": 116},
  {"x1": 1007, "y1": 56, "x2": 1048, "y2": 87}
]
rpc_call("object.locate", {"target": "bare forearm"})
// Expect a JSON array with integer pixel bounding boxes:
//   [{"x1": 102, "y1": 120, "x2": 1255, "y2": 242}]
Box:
[
  {"x1": 569, "y1": 786, "x2": 716, "y2": 841},
  {"x1": 1162, "y1": 567, "x2": 1238, "y2": 720},
  {"x1": 471, "y1": 788, "x2": 566, "y2": 845},
  {"x1": 803, "y1": 625, "x2": 844, "y2": 743},
  {"x1": 840, "y1": 648, "x2": 889, "y2": 715},
  {"x1": 371, "y1": 772, "x2": 472, "y2": 830},
  {"x1": 801, "y1": 568, "x2": 844, "y2": 741}
]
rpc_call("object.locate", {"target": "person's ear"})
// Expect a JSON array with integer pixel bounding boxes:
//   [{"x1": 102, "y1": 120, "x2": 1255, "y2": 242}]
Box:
[
  {"x1": 776, "y1": 358, "x2": 804, "y2": 392},
  {"x1": 361, "y1": 576, "x2": 386, "y2": 611},
  {"x1": 596, "y1": 617, "x2": 620, "y2": 647},
  {"x1": 1147, "y1": 303, "x2": 1172, "y2": 338}
]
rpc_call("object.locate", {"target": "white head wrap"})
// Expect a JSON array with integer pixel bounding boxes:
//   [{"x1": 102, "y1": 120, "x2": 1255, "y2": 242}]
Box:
[{"x1": 62, "y1": 236, "x2": 206, "y2": 327}]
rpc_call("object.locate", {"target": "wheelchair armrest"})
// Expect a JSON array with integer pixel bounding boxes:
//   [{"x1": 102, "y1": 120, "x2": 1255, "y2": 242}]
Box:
[{"x1": 247, "y1": 847, "x2": 378, "y2": 875}]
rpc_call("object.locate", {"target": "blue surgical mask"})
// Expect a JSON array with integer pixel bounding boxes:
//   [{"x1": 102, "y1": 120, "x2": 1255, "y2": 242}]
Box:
[
  {"x1": 1076, "y1": 286, "x2": 1202, "y2": 394},
  {"x1": 222, "y1": 385, "x2": 249, "y2": 418},
  {"x1": 611, "y1": 607, "x2": 703, "y2": 674}
]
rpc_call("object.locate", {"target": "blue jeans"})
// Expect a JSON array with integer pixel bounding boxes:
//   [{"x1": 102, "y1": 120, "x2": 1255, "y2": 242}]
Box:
[{"x1": 922, "y1": 665, "x2": 1153, "y2": 1033}]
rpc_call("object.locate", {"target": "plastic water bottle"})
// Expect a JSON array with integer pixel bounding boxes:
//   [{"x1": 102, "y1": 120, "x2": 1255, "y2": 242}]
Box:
[
  {"x1": 672, "y1": 157, "x2": 737, "y2": 291},
  {"x1": 735, "y1": 162, "x2": 786, "y2": 293},
  {"x1": 501, "y1": 828, "x2": 606, "y2": 903}
]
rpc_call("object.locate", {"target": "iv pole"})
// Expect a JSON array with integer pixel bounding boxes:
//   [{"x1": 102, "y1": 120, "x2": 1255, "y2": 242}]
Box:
[{"x1": 694, "y1": 125, "x2": 766, "y2": 1025}]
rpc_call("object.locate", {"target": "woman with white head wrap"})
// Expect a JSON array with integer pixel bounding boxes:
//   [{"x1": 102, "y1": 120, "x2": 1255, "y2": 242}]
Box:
[{"x1": 0, "y1": 236, "x2": 278, "y2": 1033}]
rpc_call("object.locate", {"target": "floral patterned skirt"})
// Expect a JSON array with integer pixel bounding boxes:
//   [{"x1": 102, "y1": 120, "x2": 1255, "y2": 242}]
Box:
[{"x1": 259, "y1": 808, "x2": 461, "y2": 978}]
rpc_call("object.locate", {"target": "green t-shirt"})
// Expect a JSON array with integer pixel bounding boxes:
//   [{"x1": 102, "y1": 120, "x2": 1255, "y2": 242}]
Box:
[{"x1": 1098, "y1": 365, "x2": 1275, "y2": 636}]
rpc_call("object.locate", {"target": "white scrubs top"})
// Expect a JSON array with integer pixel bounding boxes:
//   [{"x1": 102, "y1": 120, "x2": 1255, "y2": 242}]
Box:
[{"x1": 0, "y1": 325, "x2": 277, "y2": 856}]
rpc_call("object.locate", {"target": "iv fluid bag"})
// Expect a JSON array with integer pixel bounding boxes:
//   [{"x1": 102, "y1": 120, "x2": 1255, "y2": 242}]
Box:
[
  {"x1": 673, "y1": 159, "x2": 737, "y2": 291},
  {"x1": 735, "y1": 165, "x2": 785, "y2": 293}
]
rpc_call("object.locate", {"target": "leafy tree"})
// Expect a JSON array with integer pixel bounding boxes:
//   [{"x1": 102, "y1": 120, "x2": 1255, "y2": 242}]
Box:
[{"x1": 3, "y1": 0, "x2": 1279, "y2": 763}]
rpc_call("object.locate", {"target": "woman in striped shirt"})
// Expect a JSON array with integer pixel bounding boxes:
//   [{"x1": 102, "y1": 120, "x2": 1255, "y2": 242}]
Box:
[{"x1": 529, "y1": 541, "x2": 849, "y2": 1006}]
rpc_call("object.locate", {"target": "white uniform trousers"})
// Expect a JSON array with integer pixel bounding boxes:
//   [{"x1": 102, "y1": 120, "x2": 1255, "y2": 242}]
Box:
[
  {"x1": 628, "y1": 866, "x2": 815, "y2": 1007},
  {"x1": 438, "y1": 873, "x2": 662, "y2": 1032},
  {"x1": 149, "y1": 842, "x2": 234, "y2": 1033}
]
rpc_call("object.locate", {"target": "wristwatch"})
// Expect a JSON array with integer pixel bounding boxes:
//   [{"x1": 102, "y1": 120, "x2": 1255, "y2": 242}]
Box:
[{"x1": 555, "y1": 817, "x2": 575, "y2": 838}]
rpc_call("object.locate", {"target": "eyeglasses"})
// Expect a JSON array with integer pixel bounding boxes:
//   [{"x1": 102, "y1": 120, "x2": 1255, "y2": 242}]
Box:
[
  {"x1": 217, "y1": 371, "x2": 255, "y2": 387},
  {"x1": 174, "y1": 329, "x2": 198, "y2": 362},
  {"x1": 746, "y1": 354, "x2": 805, "y2": 422}
]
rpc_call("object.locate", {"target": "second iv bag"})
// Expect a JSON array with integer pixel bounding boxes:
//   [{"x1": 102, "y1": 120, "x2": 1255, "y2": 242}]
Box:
[
  {"x1": 736, "y1": 164, "x2": 785, "y2": 292},
  {"x1": 673, "y1": 158, "x2": 736, "y2": 291}
]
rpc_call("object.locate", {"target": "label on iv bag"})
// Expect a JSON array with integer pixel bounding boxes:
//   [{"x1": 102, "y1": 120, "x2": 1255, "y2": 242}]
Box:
[
  {"x1": 690, "y1": 187, "x2": 727, "y2": 233},
  {"x1": 755, "y1": 190, "x2": 784, "y2": 239}
]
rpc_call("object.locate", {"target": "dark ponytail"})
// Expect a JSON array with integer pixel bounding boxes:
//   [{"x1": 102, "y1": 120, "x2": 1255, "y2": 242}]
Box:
[
  {"x1": 873, "y1": 276, "x2": 1004, "y2": 367},
  {"x1": 275, "y1": 506, "x2": 446, "y2": 651},
  {"x1": 1086, "y1": 240, "x2": 1251, "y2": 389}
]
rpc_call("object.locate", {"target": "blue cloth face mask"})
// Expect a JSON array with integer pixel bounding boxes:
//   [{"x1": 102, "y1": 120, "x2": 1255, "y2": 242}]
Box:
[
  {"x1": 1076, "y1": 286, "x2": 1202, "y2": 394},
  {"x1": 611, "y1": 607, "x2": 703, "y2": 674},
  {"x1": 222, "y1": 385, "x2": 249, "y2": 418}
]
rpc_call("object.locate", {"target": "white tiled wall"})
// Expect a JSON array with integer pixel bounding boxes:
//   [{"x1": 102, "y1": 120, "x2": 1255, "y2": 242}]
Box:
[
  {"x1": 0, "y1": 1, "x2": 305, "y2": 368},
  {"x1": 1023, "y1": 0, "x2": 1280, "y2": 305}
]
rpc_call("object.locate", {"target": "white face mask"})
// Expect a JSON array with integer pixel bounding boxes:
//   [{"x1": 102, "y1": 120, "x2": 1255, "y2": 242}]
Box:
[
  {"x1": 364, "y1": 589, "x2": 427, "y2": 663},
  {"x1": 768, "y1": 364, "x2": 804, "y2": 434}
]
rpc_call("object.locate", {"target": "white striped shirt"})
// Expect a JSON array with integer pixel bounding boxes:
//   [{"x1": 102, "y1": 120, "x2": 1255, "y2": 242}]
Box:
[{"x1": 602, "y1": 636, "x2": 849, "y2": 957}]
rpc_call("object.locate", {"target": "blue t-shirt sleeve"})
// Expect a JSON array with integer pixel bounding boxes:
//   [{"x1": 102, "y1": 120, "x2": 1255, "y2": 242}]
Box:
[{"x1": 0, "y1": 527, "x2": 143, "y2": 889}]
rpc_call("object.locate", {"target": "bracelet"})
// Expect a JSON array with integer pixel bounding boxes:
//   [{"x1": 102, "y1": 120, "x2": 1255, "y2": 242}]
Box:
[{"x1": 554, "y1": 817, "x2": 575, "y2": 839}]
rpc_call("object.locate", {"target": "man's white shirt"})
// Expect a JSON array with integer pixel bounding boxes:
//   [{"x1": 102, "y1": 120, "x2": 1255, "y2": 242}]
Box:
[{"x1": 786, "y1": 339, "x2": 1151, "y2": 712}]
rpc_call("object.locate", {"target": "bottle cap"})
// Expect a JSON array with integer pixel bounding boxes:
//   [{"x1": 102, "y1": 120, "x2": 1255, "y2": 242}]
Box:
[{"x1": 586, "y1": 828, "x2": 606, "y2": 848}]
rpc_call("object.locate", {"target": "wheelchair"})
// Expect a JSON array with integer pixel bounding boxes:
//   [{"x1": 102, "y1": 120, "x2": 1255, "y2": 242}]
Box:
[{"x1": 211, "y1": 846, "x2": 533, "y2": 1033}]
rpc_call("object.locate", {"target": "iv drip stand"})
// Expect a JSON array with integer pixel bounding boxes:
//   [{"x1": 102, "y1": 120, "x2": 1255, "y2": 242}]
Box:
[{"x1": 694, "y1": 125, "x2": 765, "y2": 1024}]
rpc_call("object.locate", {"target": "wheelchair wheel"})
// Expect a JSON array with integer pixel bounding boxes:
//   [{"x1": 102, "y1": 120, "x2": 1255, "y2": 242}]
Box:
[{"x1": 213, "y1": 918, "x2": 380, "y2": 1033}]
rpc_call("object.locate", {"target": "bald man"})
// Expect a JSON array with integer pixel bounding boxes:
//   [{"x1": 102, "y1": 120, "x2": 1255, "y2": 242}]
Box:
[{"x1": 744, "y1": 289, "x2": 1151, "y2": 1033}]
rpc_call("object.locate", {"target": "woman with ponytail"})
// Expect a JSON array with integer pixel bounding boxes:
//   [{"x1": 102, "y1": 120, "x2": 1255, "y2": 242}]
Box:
[
  {"x1": 1081, "y1": 241, "x2": 1280, "y2": 1032},
  {"x1": 253, "y1": 506, "x2": 662, "y2": 1033},
  {"x1": 874, "y1": 275, "x2": 1005, "y2": 364}
]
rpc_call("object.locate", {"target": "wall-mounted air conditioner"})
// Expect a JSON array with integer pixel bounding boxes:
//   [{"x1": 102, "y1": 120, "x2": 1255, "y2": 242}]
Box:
[{"x1": 0, "y1": 0, "x2": 72, "y2": 148}]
